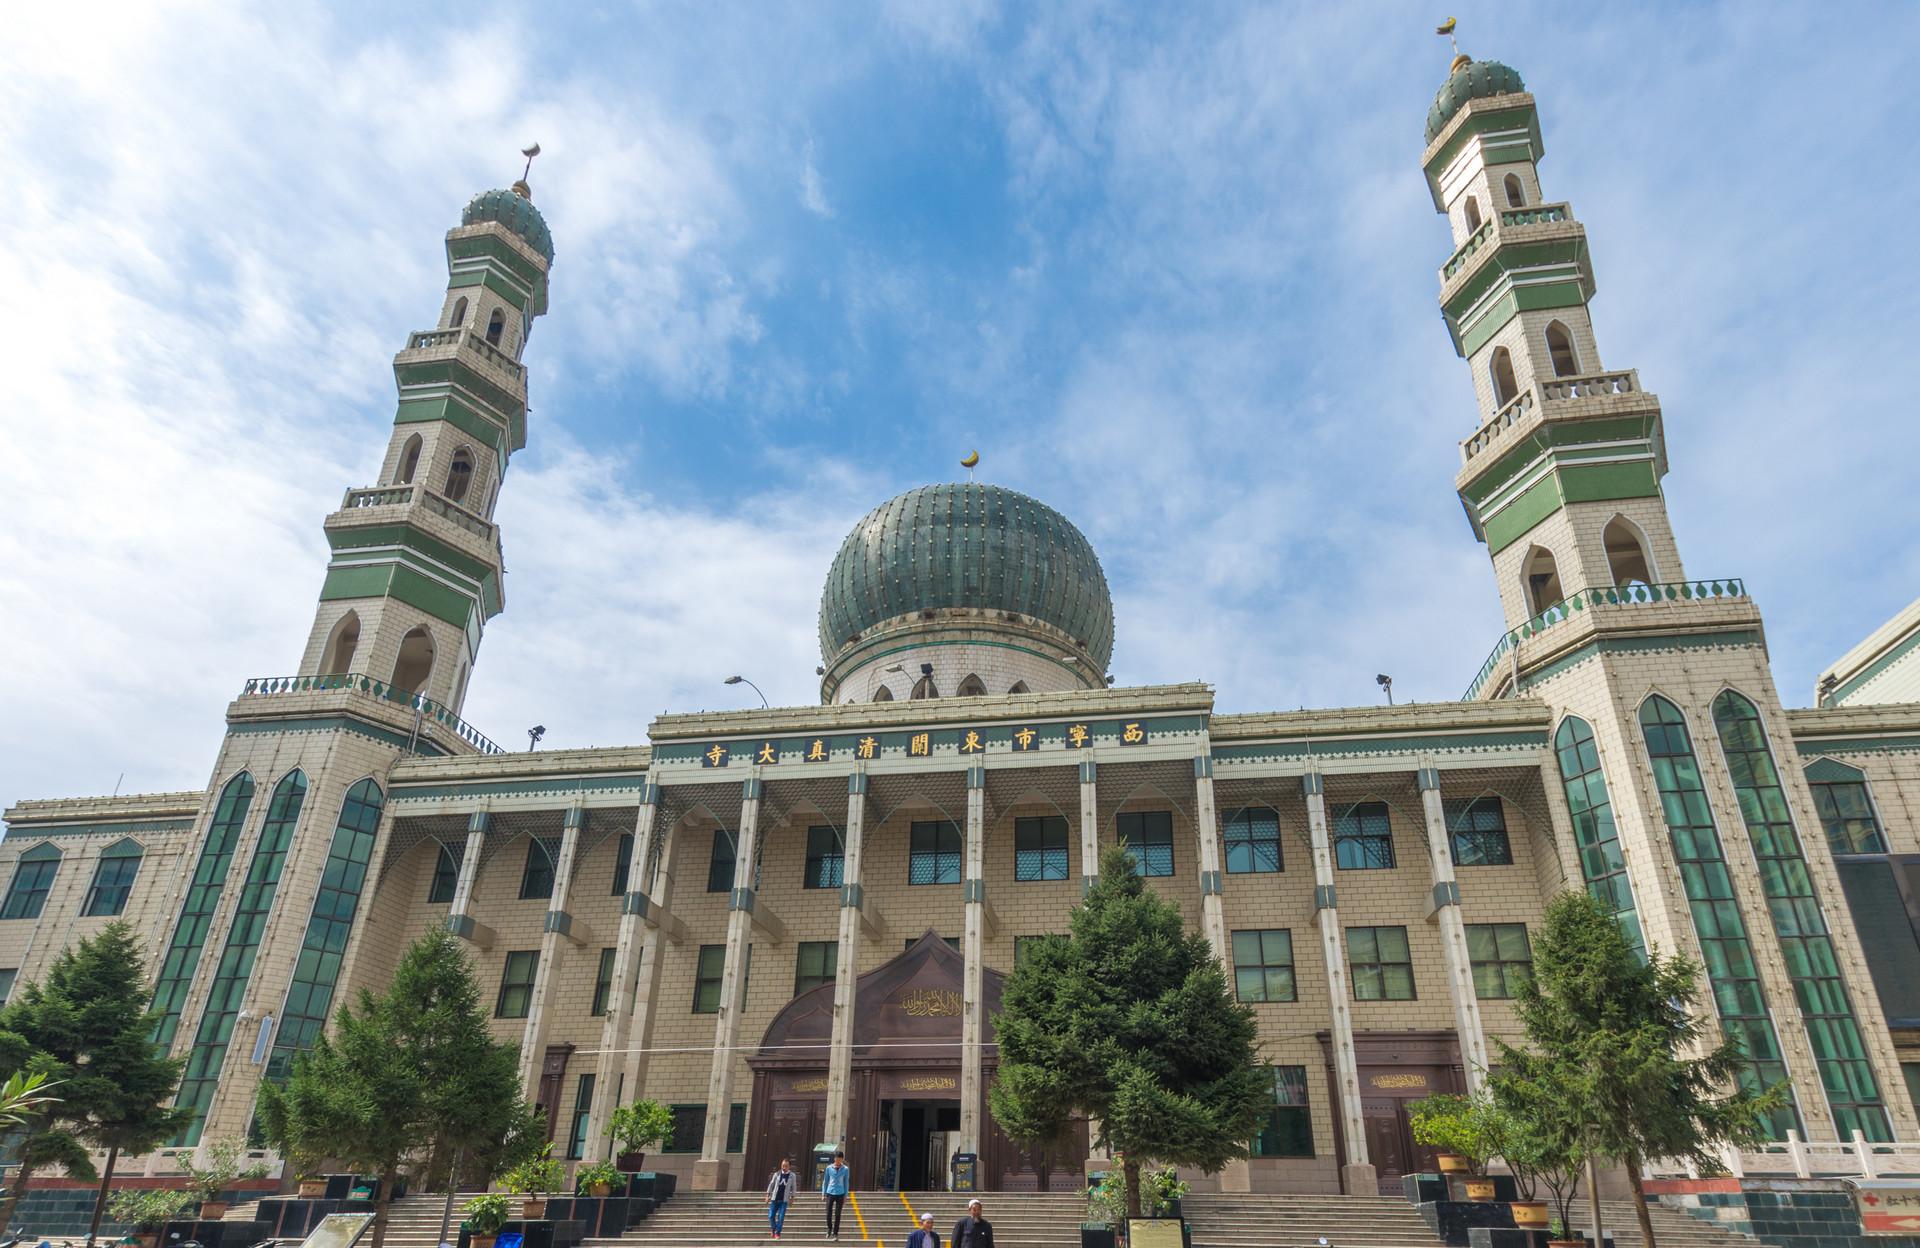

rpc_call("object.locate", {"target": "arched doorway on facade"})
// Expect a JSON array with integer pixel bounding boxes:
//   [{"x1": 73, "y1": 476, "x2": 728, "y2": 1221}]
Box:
[{"x1": 744, "y1": 930, "x2": 1087, "y2": 1192}]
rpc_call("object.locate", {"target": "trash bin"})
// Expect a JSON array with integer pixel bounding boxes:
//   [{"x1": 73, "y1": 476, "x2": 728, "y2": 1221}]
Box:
[{"x1": 950, "y1": 1152, "x2": 979, "y2": 1193}]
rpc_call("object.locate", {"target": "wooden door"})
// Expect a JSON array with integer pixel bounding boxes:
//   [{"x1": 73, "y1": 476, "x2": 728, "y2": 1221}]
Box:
[
  {"x1": 766, "y1": 1101, "x2": 820, "y2": 1189},
  {"x1": 1362, "y1": 1097, "x2": 1409, "y2": 1195}
]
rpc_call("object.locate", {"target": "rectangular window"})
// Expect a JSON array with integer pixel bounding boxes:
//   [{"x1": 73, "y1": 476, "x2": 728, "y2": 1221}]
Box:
[
  {"x1": 591, "y1": 947, "x2": 618, "y2": 1017},
  {"x1": 1333, "y1": 803, "x2": 1395, "y2": 870},
  {"x1": 1905, "y1": 1063, "x2": 1920, "y2": 1120},
  {"x1": 794, "y1": 940, "x2": 838, "y2": 996},
  {"x1": 909, "y1": 821, "x2": 962, "y2": 885},
  {"x1": 1466, "y1": 924, "x2": 1532, "y2": 998},
  {"x1": 428, "y1": 844, "x2": 460, "y2": 903},
  {"x1": 1251, "y1": 1065, "x2": 1313, "y2": 1158},
  {"x1": 1223, "y1": 807, "x2": 1282, "y2": 874},
  {"x1": 666, "y1": 1104, "x2": 705, "y2": 1152},
  {"x1": 83, "y1": 852, "x2": 143, "y2": 917},
  {"x1": 727, "y1": 1103, "x2": 748, "y2": 1154},
  {"x1": 0, "y1": 969, "x2": 16, "y2": 1007},
  {"x1": 566, "y1": 1073, "x2": 595, "y2": 1160},
  {"x1": 1231, "y1": 929, "x2": 1296, "y2": 1003},
  {"x1": 1444, "y1": 797, "x2": 1514, "y2": 866},
  {"x1": 1015, "y1": 816, "x2": 1070, "y2": 881},
  {"x1": 707, "y1": 830, "x2": 736, "y2": 894},
  {"x1": 804, "y1": 826, "x2": 845, "y2": 890},
  {"x1": 2, "y1": 856, "x2": 61, "y2": 921},
  {"x1": 613, "y1": 833, "x2": 634, "y2": 895},
  {"x1": 1117, "y1": 811, "x2": 1175, "y2": 878},
  {"x1": 1810, "y1": 779, "x2": 1888, "y2": 855},
  {"x1": 495, "y1": 950, "x2": 539, "y2": 1018},
  {"x1": 693, "y1": 944, "x2": 727, "y2": 1014},
  {"x1": 1347, "y1": 925, "x2": 1415, "y2": 1000},
  {"x1": 519, "y1": 837, "x2": 561, "y2": 900}
]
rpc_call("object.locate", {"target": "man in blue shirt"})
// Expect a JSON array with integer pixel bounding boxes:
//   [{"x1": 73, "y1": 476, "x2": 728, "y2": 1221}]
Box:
[{"x1": 820, "y1": 1148, "x2": 852, "y2": 1240}]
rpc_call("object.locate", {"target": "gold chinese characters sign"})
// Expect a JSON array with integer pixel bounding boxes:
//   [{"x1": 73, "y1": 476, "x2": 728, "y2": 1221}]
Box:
[
  {"x1": 694, "y1": 720, "x2": 1154, "y2": 766},
  {"x1": 898, "y1": 989, "x2": 963, "y2": 1017}
]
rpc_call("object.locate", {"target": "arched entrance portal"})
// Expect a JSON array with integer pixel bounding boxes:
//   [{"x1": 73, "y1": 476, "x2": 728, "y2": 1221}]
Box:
[{"x1": 744, "y1": 931, "x2": 1087, "y2": 1192}]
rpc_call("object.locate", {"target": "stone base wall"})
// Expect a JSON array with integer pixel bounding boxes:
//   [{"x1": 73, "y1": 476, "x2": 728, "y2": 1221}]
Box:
[{"x1": 1646, "y1": 1177, "x2": 1920, "y2": 1248}]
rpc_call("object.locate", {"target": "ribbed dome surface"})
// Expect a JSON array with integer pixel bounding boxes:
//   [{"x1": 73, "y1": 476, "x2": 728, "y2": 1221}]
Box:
[
  {"x1": 1426, "y1": 59, "x2": 1526, "y2": 143},
  {"x1": 462, "y1": 188, "x2": 555, "y2": 263},
  {"x1": 819, "y1": 483, "x2": 1115, "y2": 669}
]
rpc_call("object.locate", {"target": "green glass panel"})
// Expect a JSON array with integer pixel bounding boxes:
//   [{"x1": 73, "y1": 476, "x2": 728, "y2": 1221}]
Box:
[{"x1": 152, "y1": 773, "x2": 256, "y2": 1049}]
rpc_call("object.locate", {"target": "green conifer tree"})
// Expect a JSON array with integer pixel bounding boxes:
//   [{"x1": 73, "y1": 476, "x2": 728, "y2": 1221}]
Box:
[{"x1": 990, "y1": 845, "x2": 1268, "y2": 1219}]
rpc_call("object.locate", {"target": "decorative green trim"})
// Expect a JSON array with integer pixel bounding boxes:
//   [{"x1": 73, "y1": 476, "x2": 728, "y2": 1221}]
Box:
[
  {"x1": 1802, "y1": 757, "x2": 1867, "y2": 783},
  {"x1": 1479, "y1": 459, "x2": 1660, "y2": 554},
  {"x1": 1792, "y1": 735, "x2": 1920, "y2": 757},
  {"x1": 1516, "y1": 630, "x2": 1765, "y2": 694},
  {"x1": 1444, "y1": 240, "x2": 1591, "y2": 325},
  {"x1": 0, "y1": 818, "x2": 192, "y2": 839},
  {"x1": 448, "y1": 267, "x2": 534, "y2": 309},
  {"x1": 318, "y1": 561, "x2": 476, "y2": 630},
  {"x1": 326, "y1": 521, "x2": 497, "y2": 584},
  {"x1": 1423, "y1": 103, "x2": 1544, "y2": 207},
  {"x1": 1463, "y1": 414, "x2": 1661, "y2": 505},
  {"x1": 827, "y1": 633, "x2": 1095, "y2": 691},
  {"x1": 393, "y1": 395, "x2": 506, "y2": 451},
  {"x1": 1827, "y1": 627, "x2": 1920, "y2": 705},
  {"x1": 1451, "y1": 273, "x2": 1593, "y2": 358},
  {"x1": 224, "y1": 715, "x2": 450, "y2": 755},
  {"x1": 1212, "y1": 729, "x2": 1546, "y2": 765},
  {"x1": 447, "y1": 234, "x2": 544, "y2": 294},
  {"x1": 388, "y1": 774, "x2": 650, "y2": 801},
  {"x1": 394, "y1": 361, "x2": 526, "y2": 451}
]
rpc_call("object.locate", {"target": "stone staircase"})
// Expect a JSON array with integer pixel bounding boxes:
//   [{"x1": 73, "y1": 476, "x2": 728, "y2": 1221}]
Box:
[
  {"x1": 590, "y1": 1190, "x2": 1087, "y2": 1248},
  {"x1": 1580, "y1": 1200, "x2": 1766, "y2": 1248},
  {"x1": 222, "y1": 1193, "x2": 480, "y2": 1248},
  {"x1": 1183, "y1": 1192, "x2": 1445, "y2": 1247}
]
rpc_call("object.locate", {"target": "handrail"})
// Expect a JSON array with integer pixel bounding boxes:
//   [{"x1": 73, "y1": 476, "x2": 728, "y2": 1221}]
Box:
[
  {"x1": 1540, "y1": 369, "x2": 1635, "y2": 401},
  {"x1": 239, "y1": 674, "x2": 505, "y2": 754},
  {"x1": 404, "y1": 328, "x2": 525, "y2": 382},
  {"x1": 336, "y1": 484, "x2": 495, "y2": 540},
  {"x1": 419, "y1": 489, "x2": 494, "y2": 539},
  {"x1": 343, "y1": 484, "x2": 417, "y2": 509},
  {"x1": 1499, "y1": 201, "x2": 1569, "y2": 228},
  {"x1": 1463, "y1": 389, "x2": 1535, "y2": 461},
  {"x1": 1462, "y1": 579, "x2": 1749, "y2": 701},
  {"x1": 1440, "y1": 202, "x2": 1574, "y2": 281},
  {"x1": 1442, "y1": 218, "x2": 1495, "y2": 280}
]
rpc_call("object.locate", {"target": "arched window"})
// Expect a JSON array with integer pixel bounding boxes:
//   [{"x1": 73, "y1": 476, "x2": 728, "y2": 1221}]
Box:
[
  {"x1": 1552, "y1": 717, "x2": 1644, "y2": 958},
  {"x1": 391, "y1": 626, "x2": 435, "y2": 696},
  {"x1": 1464, "y1": 196, "x2": 1482, "y2": 232},
  {"x1": 450, "y1": 296, "x2": 468, "y2": 328},
  {"x1": 1503, "y1": 173, "x2": 1525, "y2": 208},
  {"x1": 1489, "y1": 346, "x2": 1519, "y2": 407},
  {"x1": 486, "y1": 308, "x2": 506, "y2": 347},
  {"x1": 871, "y1": 685, "x2": 894, "y2": 702},
  {"x1": 956, "y1": 674, "x2": 987, "y2": 697},
  {"x1": 82, "y1": 837, "x2": 145, "y2": 918},
  {"x1": 911, "y1": 675, "x2": 939, "y2": 700},
  {"x1": 396, "y1": 434, "x2": 423, "y2": 485},
  {"x1": 1521, "y1": 546, "x2": 1564, "y2": 617},
  {"x1": 1007, "y1": 680, "x2": 1030, "y2": 694},
  {"x1": 2, "y1": 843, "x2": 62, "y2": 920},
  {"x1": 320, "y1": 611, "x2": 360, "y2": 676},
  {"x1": 444, "y1": 446, "x2": 474, "y2": 503},
  {"x1": 1602, "y1": 516, "x2": 1654, "y2": 587},
  {"x1": 1545, "y1": 320, "x2": 1579, "y2": 377}
]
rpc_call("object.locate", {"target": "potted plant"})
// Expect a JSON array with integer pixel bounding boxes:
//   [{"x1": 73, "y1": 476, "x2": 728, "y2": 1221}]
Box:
[
  {"x1": 108, "y1": 1188, "x2": 194, "y2": 1248},
  {"x1": 182, "y1": 1137, "x2": 271, "y2": 1219},
  {"x1": 575, "y1": 1160, "x2": 622, "y2": 1198},
  {"x1": 462, "y1": 1192, "x2": 513, "y2": 1248},
  {"x1": 1549, "y1": 1217, "x2": 1586, "y2": 1248},
  {"x1": 503, "y1": 1143, "x2": 564, "y2": 1219},
  {"x1": 1490, "y1": 1067, "x2": 1588, "y2": 1238},
  {"x1": 1083, "y1": 1170, "x2": 1122, "y2": 1248},
  {"x1": 296, "y1": 1174, "x2": 328, "y2": 1200},
  {"x1": 608, "y1": 1100, "x2": 674, "y2": 1172},
  {"x1": 1409, "y1": 1092, "x2": 1497, "y2": 1199}
]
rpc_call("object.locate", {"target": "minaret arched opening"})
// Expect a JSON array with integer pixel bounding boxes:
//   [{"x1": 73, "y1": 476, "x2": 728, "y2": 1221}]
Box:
[
  {"x1": 396, "y1": 434, "x2": 422, "y2": 485},
  {"x1": 391, "y1": 627, "x2": 435, "y2": 696},
  {"x1": 486, "y1": 308, "x2": 506, "y2": 347},
  {"x1": 1603, "y1": 516, "x2": 1655, "y2": 587},
  {"x1": 1489, "y1": 346, "x2": 1519, "y2": 407},
  {"x1": 450, "y1": 296, "x2": 468, "y2": 328},
  {"x1": 1503, "y1": 173, "x2": 1525, "y2": 208},
  {"x1": 871, "y1": 684, "x2": 894, "y2": 702},
  {"x1": 1464, "y1": 196, "x2": 1482, "y2": 232},
  {"x1": 1521, "y1": 545, "x2": 1565, "y2": 617},
  {"x1": 956, "y1": 674, "x2": 987, "y2": 697},
  {"x1": 1545, "y1": 320, "x2": 1580, "y2": 377},
  {"x1": 444, "y1": 447, "x2": 474, "y2": 503},
  {"x1": 911, "y1": 674, "x2": 939, "y2": 700},
  {"x1": 1008, "y1": 680, "x2": 1030, "y2": 694},
  {"x1": 320, "y1": 612, "x2": 360, "y2": 676}
]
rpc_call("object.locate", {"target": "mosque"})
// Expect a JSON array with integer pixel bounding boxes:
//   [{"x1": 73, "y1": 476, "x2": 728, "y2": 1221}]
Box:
[{"x1": 5, "y1": 53, "x2": 1919, "y2": 1199}]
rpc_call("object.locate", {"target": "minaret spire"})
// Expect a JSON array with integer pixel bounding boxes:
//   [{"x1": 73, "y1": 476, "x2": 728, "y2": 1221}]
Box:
[{"x1": 515, "y1": 142, "x2": 541, "y2": 199}]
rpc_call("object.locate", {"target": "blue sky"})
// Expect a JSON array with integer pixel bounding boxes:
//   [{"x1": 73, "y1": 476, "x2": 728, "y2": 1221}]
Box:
[{"x1": 3, "y1": 2, "x2": 1917, "y2": 802}]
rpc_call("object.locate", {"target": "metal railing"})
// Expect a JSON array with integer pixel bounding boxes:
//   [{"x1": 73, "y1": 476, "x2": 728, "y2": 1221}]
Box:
[
  {"x1": 239, "y1": 674, "x2": 505, "y2": 754},
  {"x1": 1462, "y1": 578, "x2": 1749, "y2": 701}
]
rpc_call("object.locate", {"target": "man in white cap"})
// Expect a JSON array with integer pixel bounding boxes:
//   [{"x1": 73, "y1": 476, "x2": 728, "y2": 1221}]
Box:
[
  {"x1": 953, "y1": 1198, "x2": 993, "y2": 1248},
  {"x1": 905, "y1": 1211, "x2": 940, "y2": 1248}
]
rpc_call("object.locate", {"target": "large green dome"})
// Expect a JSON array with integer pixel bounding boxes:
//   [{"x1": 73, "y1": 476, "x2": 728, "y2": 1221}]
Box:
[
  {"x1": 1426, "y1": 59, "x2": 1525, "y2": 144},
  {"x1": 462, "y1": 186, "x2": 554, "y2": 264},
  {"x1": 819, "y1": 483, "x2": 1115, "y2": 669}
]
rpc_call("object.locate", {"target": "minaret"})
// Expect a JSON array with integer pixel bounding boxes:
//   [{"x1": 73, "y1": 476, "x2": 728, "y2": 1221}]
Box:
[
  {"x1": 151, "y1": 171, "x2": 554, "y2": 1147},
  {"x1": 1426, "y1": 54, "x2": 1914, "y2": 1144}
]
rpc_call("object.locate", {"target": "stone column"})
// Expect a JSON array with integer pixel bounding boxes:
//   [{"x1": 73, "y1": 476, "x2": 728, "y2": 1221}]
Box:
[
  {"x1": 959, "y1": 764, "x2": 987, "y2": 1158},
  {"x1": 615, "y1": 792, "x2": 681, "y2": 1156},
  {"x1": 1192, "y1": 755, "x2": 1228, "y2": 962},
  {"x1": 444, "y1": 810, "x2": 489, "y2": 942},
  {"x1": 1305, "y1": 773, "x2": 1372, "y2": 1193},
  {"x1": 695, "y1": 775, "x2": 763, "y2": 1190},
  {"x1": 584, "y1": 784, "x2": 659, "y2": 1161},
  {"x1": 1078, "y1": 759, "x2": 1099, "y2": 894},
  {"x1": 518, "y1": 805, "x2": 585, "y2": 1094},
  {"x1": 1415, "y1": 767, "x2": 1489, "y2": 1092},
  {"x1": 824, "y1": 770, "x2": 867, "y2": 1144}
]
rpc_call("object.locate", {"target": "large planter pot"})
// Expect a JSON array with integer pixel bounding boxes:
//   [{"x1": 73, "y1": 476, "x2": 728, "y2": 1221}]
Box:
[
  {"x1": 588, "y1": 1183, "x2": 612, "y2": 1198},
  {"x1": 521, "y1": 1199, "x2": 547, "y2": 1220},
  {"x1": 132, "y1": 1234, "x2": 160, "y2": 1248},
  {"x1": 1079, "y1": 1225, "x2": 1117, "y2": 1248},
  {"x1": 1549, "y1": 1241, "x2": 1586, "y2": 1248},
  {"x1": 470, "y1": 1237, "x2": 497, "y2": 1248},
  {"x1": 1462, "y1": 1177, "x2": 1496, "y2": 1202},
  {"x1": 298, "y1": 1180, "x2": 327, "y2": 1199},
  {"x1": 1436, "y1": 1153, "x2": 1469, "y2": 1174},
  {"x1": 1510, "y1": 1201, "x2": 1549, "y2": 1229},
  {"x1": 616, "y1": 1151, "x2": 646, "y2": 1172},
  {"x1": 200, "y1": 1200, "x2": 231, "y2": 1220}
]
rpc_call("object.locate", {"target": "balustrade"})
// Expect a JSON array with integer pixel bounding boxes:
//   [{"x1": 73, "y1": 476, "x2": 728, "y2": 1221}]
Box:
[
  {"x1": 402, "y1": 327, "x2": 525, "y2": 382},
  {"x1": 1498, "y1": 201, "x2": 1569, "y2": 228},
  {"x1": 239, "y1": 674, "x2": 504, "y2": 754},
  {"x1": 342, "y1": 484, "x2": 416, "y2": 509},
  {"x1": 1462, "y1": 389, "x2": 1534, "y2": 461},
  {"x1": 1540, "y1": 369, "x2": 1636, "y2": 401}
]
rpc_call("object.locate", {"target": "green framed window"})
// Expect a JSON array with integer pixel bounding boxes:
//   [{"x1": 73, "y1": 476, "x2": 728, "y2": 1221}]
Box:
[
  {"x1": 1223, "y1": 807, "x2": 1282, "y2": 874},
  {"x1": 2, "y1": 844, "x2": 61, "y2": 921},
  {"x1": 1713, "y1": 691, "x2": 1888, "y2": 1141},
  {"x1": 1905, "y1": 1063, "x2": 1920, "y2": 1120},
  {"x1": 1805, "y1": 761, "x2": 1888, "y2": 855},
  {"x1": 1118, "y1": 811, "x2": 1174, "y2": 877},
  {"x1": 1443, "y1": 797, "x2": 1513, "y2": 866},
  {"x1": 665, "y1": 1104, "x2": 705, "y2": 1152},
  {"x1": 805, "y1": 826, "x2": 844, "y2": 889},
  {"x1": 519, "y1": 837, "x2": 561, "y2": 900},
  {"x1": 1347, "y1": 925, "x2": 1414, "y2": 1000},
  {"x1": 728, "y1": 1103, "x2": 747, "y2": 1153},
  {"x1": 83, "y1": 839, "x2": 144, "y2": 917},
  {"x1": 1015, "y1": 816, "x2": 1070, "y2": 881},
  {"x1": 566, "y1": 1072, "x2": 596, "y2": 1159},
  {"x1": 693, "y1": 944, "x2": 727, "y2": 1013},
  {"x1": 707, "y1": 830, "x2": 736, "y2": 893},
  {"x1": 1231, "y1": 929, "x2": 1295, "y2": 1003},
  {"x1": 591, "y1": 947, "x2": 617, "y2": 1016},
  {"x1": 794, "y1": 940, "x2": 837, "y2": 996},
  {"x1": 1640, "y1": 695, "x2": 1798, "y2": 1138},
  {"x1": 1251, "y1": 1065, "x2": 1313, "y2": 1158},
  {"x1": 0, "y1": 969, "x2": 17, "y2": 1007},
  {"x1": 174, "y1": 770, "x2": 308, "y2": 1142},
  {"x1": 152, "y1": 772, "x2": 256, "y2": 1048},
  {"x1": 496, "y1": 950, "x2": 539, "y2": 1018},
  {"x1": 1554, "y1": 717, "x2": 1645, "y2": 959},
  {"x1": 1466, "y1": 923, "x2": 1532, "y2": 998},
  {"x1": 428, "y1": 843, "x2": 460, "y2": 903},
  {"x1": 613, "y1": 832, "x2": 634, "y2": 895},
  {"x1": 910, "y1": 821, "x2": 962, "y2": 885},
  {"x1": 1333, "y1": 803, "x2": 1394, "y2": 870}
]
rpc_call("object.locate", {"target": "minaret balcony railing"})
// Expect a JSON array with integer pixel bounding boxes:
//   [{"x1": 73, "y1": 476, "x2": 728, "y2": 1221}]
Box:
[
  {"x1": 1439, "y1": 200, "x2": 1574, "y2": 282},
  {"x1": 1460, "y1": 369, "x2": 1643, "y2": 464},
  {"x1": 403, "y1": 327, "x2": 526, "y2": 386},
  {"x1": 340, "y1": 483, "x2": 496, "y2": 541},
  {"x1": 238, "y1": 674, "x2": 506, "y2": 754},
  {"x1": 1462, "y1": 578, "x2": 1750, "y2": 701}
]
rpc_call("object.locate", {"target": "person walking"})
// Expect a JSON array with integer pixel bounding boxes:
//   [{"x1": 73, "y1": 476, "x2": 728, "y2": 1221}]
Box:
[
  {"x1": 952, "y1": 1198, "x2": 994, "y2": 1248},
  {"x1": 820, "y1": 1149, "x2": 852, "y2": 1240},
  {"x1": 906, "y1": 1211, "x2": 940, "y2": 1248},
  {"x1": 765, "y1": 1157, "x2": 799, "y2": 1238}
]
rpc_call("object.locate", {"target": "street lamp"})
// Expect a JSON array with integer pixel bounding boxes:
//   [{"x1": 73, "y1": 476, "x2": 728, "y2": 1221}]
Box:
[
  {"x1": 1375, "y1": 673, "x2": 1394, "y2": 706},
  {"x1": 527, "y1": 724, "x2": 546, "y2": 751},
  {"x1": 725, "y1": 675, "x2": 770, "y2": 708}
]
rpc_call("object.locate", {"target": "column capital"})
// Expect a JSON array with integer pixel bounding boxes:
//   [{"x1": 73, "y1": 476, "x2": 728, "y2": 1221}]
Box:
[
  {"x1": 963, "y1": 878, "x2": 988, "y2": 904},
  {"x1": 466, "y1": 809, "x2": 492, "y2": 833},
  {"x1": 729, "y1": 887, "x2": 757, "y2": 912},
  {"x1": 847, "y1": 771, "x2": 868, "y2": 795},
  {"x1": 1192, "y1": 755, "x2": 1213, "y2": 778},
  {"x1": 1199, "y1": 871, "x2": 1223, "y2": 896},
  {"x1": 742, "y1": 776, "x2": 763, "y2": 799},
  {"x1": 640, "y1": 779, "x2": 661, "y2": 805},
  {"x1": 1313, "y1": 884, "x2": 1337, "y2": 912},
  {"x1": 1078, "y1": 759, "x2": 1097, "y2": 783},
  {"x1": 1416, "y1": 766, "x2": 1443, "y2": 792},
  {"x1": 1430, "y1": 881, "x2": 1461, "y2": 911},
  {"x1": 564, "y1": 806, "x2": 587, "y2": 830},
  {"x1": 966, "y1": 763, "x2": 986, "y2": 790},
  {"x1": 1301, "y1": 773, "x2": 1324, "y2": 796}
]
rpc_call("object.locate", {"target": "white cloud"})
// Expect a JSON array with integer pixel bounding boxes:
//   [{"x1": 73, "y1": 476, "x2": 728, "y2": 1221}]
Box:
[{"x1": 800, "y1": 138, "x2": 833, "y2": 218}]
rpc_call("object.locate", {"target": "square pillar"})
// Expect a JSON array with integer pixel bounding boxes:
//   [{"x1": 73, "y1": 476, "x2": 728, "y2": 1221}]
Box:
[
  {"x1": 959, "y1": 763, "x2": 987, "y2": 1157},
  {"x1": 696, "y1": 775, "x2": 763, "y2": 1189},
  {"x1": 1306, "y1": 774, "x2": 1373, "y2": 1193},
  {"x1": 518, "y1": 805, "x2": 585, "y2": 1094},
  {"x1": 824, "y1": 770, "x2": 867, "y2": 1144},
  {"x1": 1416, "y1": 767, "x2": 1489, "y2": 1091},
  {"x1": 584, "y1": 785, "x2": 659, "y2": 1160}
]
